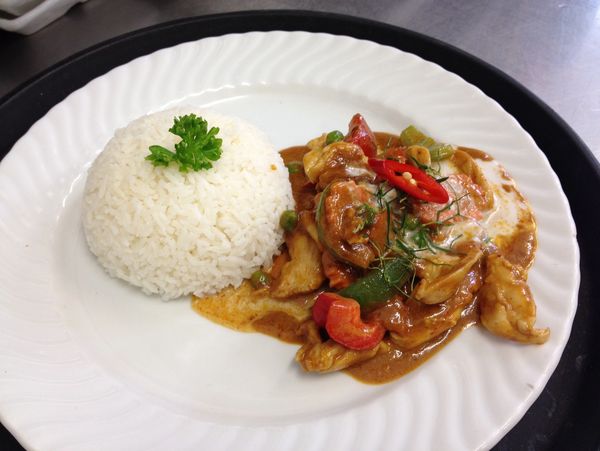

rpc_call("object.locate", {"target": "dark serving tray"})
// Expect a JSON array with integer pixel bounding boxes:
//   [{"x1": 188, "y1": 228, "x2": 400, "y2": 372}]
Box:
[{"x1": 1, "y1": 11, "x2": 599, "y2": 451}]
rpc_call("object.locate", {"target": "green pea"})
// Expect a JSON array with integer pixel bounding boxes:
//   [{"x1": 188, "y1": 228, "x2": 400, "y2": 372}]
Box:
[
  {"x1": 285, "y1": 161, "x2": 303, "y2": 174},
  {"x1": 326, "y1": 130, "x2": 344, "y2": 145},
  {"x1": 279, "y1": 210, "x2": 298, "y2": 232},
  {"x1": 250, "y1": 270, "x2": 270, "y2": 288}
]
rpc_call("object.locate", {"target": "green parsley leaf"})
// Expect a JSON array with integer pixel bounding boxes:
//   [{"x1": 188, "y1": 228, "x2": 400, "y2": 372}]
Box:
[{"x1": 145, "y1": 114, "x2": 223, "y2": 172}]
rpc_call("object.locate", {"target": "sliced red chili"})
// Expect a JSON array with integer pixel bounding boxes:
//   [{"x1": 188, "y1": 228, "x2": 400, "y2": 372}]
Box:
[
  {"x1": 368, "y1": 158, "x2": 449, "y2": 204},
  {"x1": 312, "y1": 292, "x2": 385, "y2": 350},
  {"x1": 344, "y1": 113, "x2": 377, "y2": 157}
]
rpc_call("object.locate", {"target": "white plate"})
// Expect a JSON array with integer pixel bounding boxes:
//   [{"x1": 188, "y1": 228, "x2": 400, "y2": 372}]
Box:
[{"x1": 0, "y1": 31, "x2": 579, "y2": 450}]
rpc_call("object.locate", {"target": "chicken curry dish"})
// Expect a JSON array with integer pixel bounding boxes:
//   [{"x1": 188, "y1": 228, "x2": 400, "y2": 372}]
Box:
[{"x1": 192, "y1": 114, "x2": 549, "y2": 384}]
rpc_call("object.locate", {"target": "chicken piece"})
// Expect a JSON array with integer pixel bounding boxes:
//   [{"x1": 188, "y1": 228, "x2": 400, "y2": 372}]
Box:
[
  {"x1": 302, "y1": 135, "x2": 330, "y2": 183},
  {"x1": 295, "y1": 321, "x2": 382, "y2": 372},
  {"x1": 270, "y1": 230, "x2": 325, "y2": 298},
  {"x1": 451, "y1": 149, "x2": 494, "y2": 210},
  {"x1": 413, "y1": 247, "x2": 483, "y2": 304},
  {"x1": 479, "y1": 253, "x2": 549, "y2": 344},
  {"x1": 298, "y1": 210, "x2": 321, "y2": 250},
  {"x1": 307, "y1": 134, "x2": 327, "y2": 154},
  {"x1": 192, "y1": 281, "x2": 312, "y2": 332},
  {"x1": 266, "y1": 251, "x2": 289, "y2": 280},
  {"x1": 303, "y1": 141, "x2": 373, "y2": 189},
  {"x1": 375, "y1": 258, "x2": 483, "y2": 350}
]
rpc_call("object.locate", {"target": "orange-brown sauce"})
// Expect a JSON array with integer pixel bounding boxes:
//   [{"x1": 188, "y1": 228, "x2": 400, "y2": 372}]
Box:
[
  {"x1": 192, "y1": 134, "x2": 533, "y2": 385},
  {"x1": 374, "y1": 131, "x2": 402, "y2": 148},
  {"x1": 457, "y1": 146, "x2": 494, "y2": 161},
  {"x1": 280, "y1": 146, "x2": 314, "y2": 211},
  {"x1": 347, "y1": 301, "x2": 478, "y2": 383},
  {"x1": 499, "y1": 216, "x2": 537, "y2": 269},
  {"x1": 192, "y1": 287, "x2": 478, "y2": 384}
]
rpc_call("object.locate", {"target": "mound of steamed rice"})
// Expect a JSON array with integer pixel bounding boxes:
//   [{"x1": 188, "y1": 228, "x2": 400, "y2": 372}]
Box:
[{"x1": 82, "y1": 107, "x2": 294, "y2": 300}]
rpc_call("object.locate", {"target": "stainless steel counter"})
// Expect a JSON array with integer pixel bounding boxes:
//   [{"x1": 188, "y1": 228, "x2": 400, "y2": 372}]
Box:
[{"x1": 1, "y1": 0, "x2": 599, "y2": 161}]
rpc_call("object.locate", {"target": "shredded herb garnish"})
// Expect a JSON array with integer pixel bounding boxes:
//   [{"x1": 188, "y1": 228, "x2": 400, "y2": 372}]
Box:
[
  {"x1": 145, "y1": 114, "x2": 223, "y2": 172},
  {"x1": 353, "y1": 203, "x2": 379, "y2": 233}
]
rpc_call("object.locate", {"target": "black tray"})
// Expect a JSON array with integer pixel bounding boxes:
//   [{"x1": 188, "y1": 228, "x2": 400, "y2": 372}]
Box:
[{"x1": 1, "y1": 11, "x2": 599, "y2": 451}]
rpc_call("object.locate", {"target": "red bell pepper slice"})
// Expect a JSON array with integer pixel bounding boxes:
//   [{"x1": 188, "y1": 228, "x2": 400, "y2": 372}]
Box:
[
  {"x1": 344, "y1": 113, "x2": 377, "y2": 157},
  {"x1": 312, "y1": 292, "x2": 385, "y2": 350},
  {"x1": 368, "y1": 158, "x2": 449, "y2": 204},
  {"x1": 312, "y1": 292, "x2": 337, "y2": 327}
]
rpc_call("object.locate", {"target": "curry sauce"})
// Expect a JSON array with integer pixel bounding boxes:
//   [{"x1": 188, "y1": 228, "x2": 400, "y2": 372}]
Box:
[{"x1": 192, "y1": 120, "x2": 547, "y2": 384}]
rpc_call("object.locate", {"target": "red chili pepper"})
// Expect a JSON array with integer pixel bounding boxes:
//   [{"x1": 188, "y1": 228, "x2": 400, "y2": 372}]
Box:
[
  {"x1": 312, "y1": 292, "x2": 385, "y2": 350},
  {"x1": 344, "y1": 113, "x2": 377, "y2": 157},
  {"x1": 368, "y1": 158, "x2": 449, "y2": 204}
]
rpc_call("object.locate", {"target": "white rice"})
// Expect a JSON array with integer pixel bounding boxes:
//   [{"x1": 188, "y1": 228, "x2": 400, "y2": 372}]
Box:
[{"x1": 82, "y1": 107, "x2": 294, "y2": 300}]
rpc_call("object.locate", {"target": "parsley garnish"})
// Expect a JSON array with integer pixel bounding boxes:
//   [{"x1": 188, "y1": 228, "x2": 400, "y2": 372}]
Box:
[{"x1": 145, "y1": 114, "x2": 223, "y2": 172}]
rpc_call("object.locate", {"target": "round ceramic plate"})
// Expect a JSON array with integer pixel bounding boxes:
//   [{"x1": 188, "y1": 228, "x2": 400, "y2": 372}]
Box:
[{"x1": 0, "y1": 31, "x2": 579, "y2": 450}]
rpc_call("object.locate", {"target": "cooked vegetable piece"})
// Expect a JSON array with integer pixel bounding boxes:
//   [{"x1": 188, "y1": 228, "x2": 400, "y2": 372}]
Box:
[
  {"x1": 399, "y1": 125, "x2": 454, "y2": 162},
  {"x1": 326, "y1": 130, "x2": 344, "y2": 144},
  {"x1": 312, "y1": 292, "x2": 338, "y2": 327},
  {"x1": 368, "y1": 158, "x2": 449, "y2": 204},
  {"x1": 325, "y1": 296, "x2": 386, "y2": 350},
  {"x1": 279, "y1": 210, "x2": 298, "y2": 232},
  {"x1": 344, "y1": 113, "x2": 377, "y2": 157},
  {"x1": 285, "y1": 161, "x2": 303, "y2": 174},
  {"x1": 296, "y1": 321, "x2": 383, "y2": 372},
  {"x1": 430, "y1": 143, "x2": 455, "y2": 161},
  {"x1": 313, "y1": 293, "x2": 385, "y2": 350},
  {"x1": 400, "y1": 125, "x2": 435, "y2": 148},
  {"x1": 338, "y1": 257, "x2": 413, "y2": 309},
  {"x1": 250, "y1": 270, "x2": 271, "y2": 288},
  {"x1": 146, "y1": 114, "x2": 222, "y2": 172}
]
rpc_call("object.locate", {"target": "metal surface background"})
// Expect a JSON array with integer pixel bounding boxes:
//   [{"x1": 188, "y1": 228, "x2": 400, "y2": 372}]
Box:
[{"x1": 1, "y1": 0, "x2": 599, "y2": 160}]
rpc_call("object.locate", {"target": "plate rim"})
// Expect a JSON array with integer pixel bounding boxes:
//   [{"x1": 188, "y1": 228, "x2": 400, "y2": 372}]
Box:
[{"x1": 0, "y1": 10, "x2": 598, "y2": 451}]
